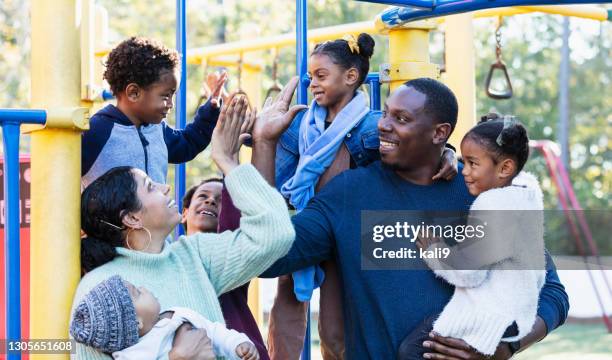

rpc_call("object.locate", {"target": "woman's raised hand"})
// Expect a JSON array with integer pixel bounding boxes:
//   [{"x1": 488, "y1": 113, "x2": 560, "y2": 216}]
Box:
[
  {"x1": 211, "y1": 95, "x2": 251, "y2": 175},
  {"x1": 252, "y1": 76, "x2": 308, "y2": 145}
]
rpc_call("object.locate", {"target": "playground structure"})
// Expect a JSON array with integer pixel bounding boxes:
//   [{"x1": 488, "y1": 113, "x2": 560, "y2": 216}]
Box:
[{"x1": 0, "y1": 0, "x2": 610, "y2": 359}]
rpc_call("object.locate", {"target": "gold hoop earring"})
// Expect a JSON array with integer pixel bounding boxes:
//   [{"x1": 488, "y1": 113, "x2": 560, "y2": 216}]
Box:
[{"x1": 125, "y1": 227, "x2": 152, "y2": 252}]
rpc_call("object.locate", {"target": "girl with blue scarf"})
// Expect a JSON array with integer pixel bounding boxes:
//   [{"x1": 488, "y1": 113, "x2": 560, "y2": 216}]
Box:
[{"x1": 269, "y1": 34, "x2": 458, "y2": 360}]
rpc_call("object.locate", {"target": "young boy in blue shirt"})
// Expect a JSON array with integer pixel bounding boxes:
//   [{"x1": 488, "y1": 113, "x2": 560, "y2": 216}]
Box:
[{"x1": 82, "y1": 37, "x2": 226, "y2": 188}]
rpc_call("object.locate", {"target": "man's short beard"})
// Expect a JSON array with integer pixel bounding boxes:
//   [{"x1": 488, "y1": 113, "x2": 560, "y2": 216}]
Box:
[{"x1": 381, "y1": 159, "x2": 410, "y2": 172}]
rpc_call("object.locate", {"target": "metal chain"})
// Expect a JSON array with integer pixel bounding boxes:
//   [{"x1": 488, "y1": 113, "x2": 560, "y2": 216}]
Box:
[
  {"x1": 495, "y1": 18, "x2": 503, "y2": 63},
  {"x1": 237, "y1": 53, "x2": 243, "y2": 90},
  {"x1": 272, "y1": 48, "x2": 279, "y2": 82}
]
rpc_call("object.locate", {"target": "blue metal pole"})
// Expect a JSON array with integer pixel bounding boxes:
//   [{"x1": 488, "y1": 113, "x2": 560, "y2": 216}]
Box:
[
  {"x1": 175, "y1": 0, "x2": 187, "y2": 237},
  {"x1": 297, "y1": 0, "x2": 309, "y2": 105},
  {"x1": 0, "y1": 110, "x2": 46, "y2": 360},
  {"x1": 296, "y1": 1, "x2": 311, "y2": 359},
  {"x1": 2, "y1": 122, "x2": 22, "y2": 360},
  {"x1": 366, "y1": 72, "x2": 381, "y2": 111}
]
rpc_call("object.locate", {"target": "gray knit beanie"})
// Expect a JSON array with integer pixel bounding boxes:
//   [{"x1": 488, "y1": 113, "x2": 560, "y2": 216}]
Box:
[{"x1": 70, "y1": 275, "x2": 139, "y2": 353}]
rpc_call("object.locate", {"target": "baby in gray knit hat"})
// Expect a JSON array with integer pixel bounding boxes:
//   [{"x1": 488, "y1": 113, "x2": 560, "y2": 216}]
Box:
[{"x1": 70, "y1": 275, "x2": 259, "y2": 360}]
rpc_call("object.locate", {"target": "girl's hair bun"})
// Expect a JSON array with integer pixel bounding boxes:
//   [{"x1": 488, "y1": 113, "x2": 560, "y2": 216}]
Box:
[{"x1": 357, "y1": 33, "x2": 375, "y2": 59}]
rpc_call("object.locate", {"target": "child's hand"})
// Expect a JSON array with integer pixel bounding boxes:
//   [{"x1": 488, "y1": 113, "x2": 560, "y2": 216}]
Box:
[
  {"x1": 207, "y1": 71, "x2": 229, "y2": 108},
  {"x1": 416, "y1": 234, "x2": 441, "y2": 251},
  {"x1": 432, "y1": 147, "x2": 458, "y2": 181},
  {"x1": 235, "y1": 341, "x2": 259, "y2": 360},
  {"x1": 211, "y1": 96, "x2": 249, "y2": 175},
  {"x1": 251, "y1": 76, "x2": 307, "y2": 145}
]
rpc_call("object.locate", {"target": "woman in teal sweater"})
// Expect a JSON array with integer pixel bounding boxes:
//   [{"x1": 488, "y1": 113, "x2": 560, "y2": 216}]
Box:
[{"x1": 71, "y1": 96, "x2": 295, "y2": 360}]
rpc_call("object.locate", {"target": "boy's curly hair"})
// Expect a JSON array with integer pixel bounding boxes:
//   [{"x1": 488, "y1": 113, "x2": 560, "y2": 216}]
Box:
[{"x1": 104, "y1": 37, "x2": 179, "y2": 96}]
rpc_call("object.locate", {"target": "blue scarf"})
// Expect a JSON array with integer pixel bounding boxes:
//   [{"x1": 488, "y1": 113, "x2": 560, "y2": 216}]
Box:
[{"x1": 280, "y1": 91, "x2": 370, "y2": 301}]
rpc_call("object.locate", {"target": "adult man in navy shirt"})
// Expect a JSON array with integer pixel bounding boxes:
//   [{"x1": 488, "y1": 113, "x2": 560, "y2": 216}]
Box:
[{"x1": 251, "y1": 77, "x2": 569, "y2": 359}]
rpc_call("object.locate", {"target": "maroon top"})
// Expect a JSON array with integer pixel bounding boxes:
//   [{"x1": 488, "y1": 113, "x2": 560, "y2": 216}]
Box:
[{"x1": 217, "y1": 185, "x2": 270, "y2": 360}]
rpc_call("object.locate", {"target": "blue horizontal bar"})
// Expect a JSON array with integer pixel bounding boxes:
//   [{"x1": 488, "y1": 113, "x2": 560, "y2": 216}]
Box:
[
  {"x1": 371, "y1": 0, "x2": 610, "y2": 25},
  {"x1": 356, "y1": 0, "x2": 433, "y2": 8},
  {"x1": 102, "y1": 89, "x2": 115, "y2": 101},
  {"x1": 0, "y1": 109, "x2": 46, "y2": 126},
  {"x1": 366, "y1": 72, "x2": 380, "y2": 82}
]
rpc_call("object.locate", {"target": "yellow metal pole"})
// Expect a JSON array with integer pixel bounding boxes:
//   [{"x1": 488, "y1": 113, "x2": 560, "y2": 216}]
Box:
[
  {"x1": 28, "y1": 1, "x2": 85, "y2": 357},
  {"x1": 237, "y1": 64, "x2": 260, "y2": 166},
  {"x1": 518, "y1": 5, "x2": 609, "y2": 21},
  {"x1": 382, "y1": 21, "x2": 440, "y2": 91},
  {"x1": 80, "y1": 0, "x2": 95, "y2": 102},
  {"x1": 443, "y1": 13, "x2": 476, "y2": 149},
  {"x1": 240, "y1": 64, "x2": 263, "y2": 326},
  {"x1": 187, "y1": 21, "x2": 377, "y2": 63}
]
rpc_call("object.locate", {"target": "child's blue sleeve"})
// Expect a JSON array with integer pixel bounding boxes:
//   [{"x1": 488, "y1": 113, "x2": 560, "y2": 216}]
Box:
[
  {"x1": 81, "y1": 114, "x2": 114, "y2": 176},
  {"x1": 537, "y1": 251, "x2": 570, "y2": 333},
  {"x1": 163, "y1": 99, "x2": 220, "y2": 164}
]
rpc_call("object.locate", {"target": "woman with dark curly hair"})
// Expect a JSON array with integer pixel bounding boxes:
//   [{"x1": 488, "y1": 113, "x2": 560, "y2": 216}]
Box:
[
  {"x1": 81, "y1": 36, "x2": 228, "y2": 188},
  {"x1": 73, "y1": 95, "x2": 293, "y2": 359}
]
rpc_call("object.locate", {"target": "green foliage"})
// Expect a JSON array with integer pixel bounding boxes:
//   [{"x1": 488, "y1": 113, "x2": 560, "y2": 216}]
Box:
[{"x1": 0, "y1": 0, "x2": 30, "y2": 108}]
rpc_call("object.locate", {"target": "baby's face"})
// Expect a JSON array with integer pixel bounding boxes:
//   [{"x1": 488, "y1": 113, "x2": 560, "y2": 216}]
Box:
[{"x1": 125, "y1": 282, "x2": 161, "y2": 336}]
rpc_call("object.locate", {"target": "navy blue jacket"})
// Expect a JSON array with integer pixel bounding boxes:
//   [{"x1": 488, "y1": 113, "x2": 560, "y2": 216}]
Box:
[
  {"x1": 263, "y1": 162, "x2": 569, "y2": 359},
  {"x1": 81, "y1": 100, "x2": 219, "y2": 187}
]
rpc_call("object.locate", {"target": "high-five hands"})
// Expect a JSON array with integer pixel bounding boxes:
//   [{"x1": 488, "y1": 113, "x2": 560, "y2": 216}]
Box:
[{"x1": 211, "y1": 95, "x2": 255, "y2": 175}]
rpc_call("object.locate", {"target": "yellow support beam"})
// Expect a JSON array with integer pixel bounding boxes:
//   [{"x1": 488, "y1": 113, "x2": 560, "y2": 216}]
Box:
[
  {"x1": 206, "y1": 56, "x2": 263, "y2": 72},
  {"x1": 443, "y1": 13, "x2": 476, "y2": 149},
  {"x1": 29, "y1": 1, "x2": 85, "y2": 359},
  {"x1": 384, "y1": 21, "x2": 440, "y2": 91},
  {"x1": 95, "y1": 21, "x2": 376, "y2": 62},
  {"x1": 519, "y1": 5, "x2": 609, "y2": 21},
  {"x1": 463, "y1": 5, "x2": 609, "y2": 22},
  {"x1": 187, "y1": 21, "x2": 376, "y2": 63}
]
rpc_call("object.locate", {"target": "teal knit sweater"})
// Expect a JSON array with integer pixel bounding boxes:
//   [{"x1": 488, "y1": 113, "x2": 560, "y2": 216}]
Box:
[{"x1": 70, "y1": 164, "x2": 295, "y2": 359}]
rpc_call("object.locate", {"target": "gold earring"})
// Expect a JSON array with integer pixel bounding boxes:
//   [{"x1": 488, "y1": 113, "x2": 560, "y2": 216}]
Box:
[{"x1": 125, "y1": 227, "x2": 152, "y2": 252}]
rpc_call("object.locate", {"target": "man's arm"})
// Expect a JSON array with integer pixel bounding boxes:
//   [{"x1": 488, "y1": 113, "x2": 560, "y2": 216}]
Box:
[
  {"x1": 260, "y1": 189, "x2": 337, "y2": 278},
  {"x1": 165, "y1": 99, "x2": 220, "y2": 163},
  {"x1": 424, "y1": 251, "x2": 569, "y2": 360}
]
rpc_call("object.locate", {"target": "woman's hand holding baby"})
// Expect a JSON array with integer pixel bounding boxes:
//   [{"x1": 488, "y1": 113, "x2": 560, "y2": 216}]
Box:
[
  {"x1": 235, "y1": 341, "x2": 259, "y2": 360},
  {"x1": 169, "y1": 323, "x2": 215, "y2": 360}
]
